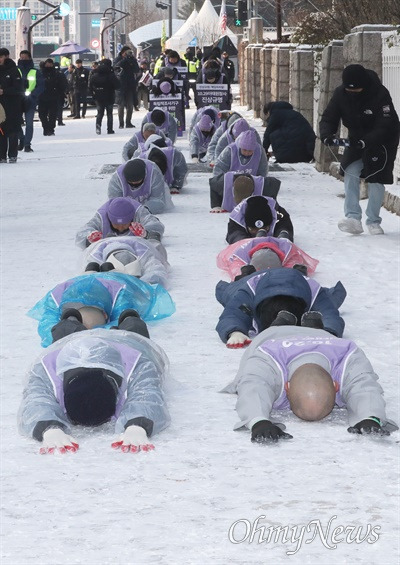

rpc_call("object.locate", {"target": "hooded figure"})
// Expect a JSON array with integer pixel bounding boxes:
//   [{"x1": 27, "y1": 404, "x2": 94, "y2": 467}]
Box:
[
  {"x1": 262, "y1": 101, "x2": 316, "y2": 163},
  {"x1": 108, "y1": 158, "x2": 174, "y2": 214},
  {"x1": 141, "y1": 107, "x2": 178, "y2": 143},
  {"x1": 190, "y1": 114, "x2": 215, "y2": 160},
  {"x1": 18, "y1": 328, "x2": 171, "y2": 453},
  {"x1": 206, "y1": 112, "x2": 242, "y2": 165},
  {"x1": 213, "y1": 130, "x2": 268, "y2": 178},
  {"x1": 226, "y1": 195, "x2": 294, "y2": 243},
  {"x1": 76, "y1": 196, "x2": 165, "y2": 248},
  {"x1": 133, "y1": 140, "x2": 188, "y2": 191}
]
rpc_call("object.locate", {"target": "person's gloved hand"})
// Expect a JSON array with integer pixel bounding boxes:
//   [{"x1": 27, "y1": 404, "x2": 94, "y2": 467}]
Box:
[
  {"x1": 256, "y1": 229, "x2": 268, "y2": 237},
  {"x1": 323, "y1": 135, "x2": 337, "y2": 146},
  {"x1": 129, "y1": 222, "x2": 147, "y2": 237},
  {"x1": 87, "y1": 230, "x2": 103, "y2": 243},
  {"x1": 210, "y1": 207, "x2": 228, "y2": 213},
  {"x1": 192, "y1": 157, "x2": 199, "y2": 163},
  {"x1": 251, "y1": 420, "x2": 293, "y2": 443},
  {"x1": 348, "y1": 418, "x2": 390, "y2": 436},
  {"x1": 226, "y1": 331, "x2": 251, "y2": 349},
  {"x1": 111, "y1": 425, "x2": 155, "y2": 453},
  {"x1": 40, "y1": 428, "x2": 79, "y2": 454}
]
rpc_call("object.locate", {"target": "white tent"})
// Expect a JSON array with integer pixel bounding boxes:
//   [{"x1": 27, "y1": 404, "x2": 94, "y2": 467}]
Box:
[
  {"x1": 165, "y1": 0, "x2": 238, "y2": 53},
  {"x1": 165, "y1": 9, "x2": 198, "y2": 51},
  {"x1": 128, "y1": 19, "x2": 185, "y2": 49}
]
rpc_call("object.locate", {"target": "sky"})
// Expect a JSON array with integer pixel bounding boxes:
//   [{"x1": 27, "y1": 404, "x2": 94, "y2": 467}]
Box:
[{"x1": 0, "y1": 96, "x2": 399, "y2": 565}]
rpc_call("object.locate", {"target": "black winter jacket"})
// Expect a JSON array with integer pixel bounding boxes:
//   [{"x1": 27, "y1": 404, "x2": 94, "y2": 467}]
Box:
[
  {"x1": 263, "y1": 101, "x2": 316, "y2": 163},
  {"x1": 319, "y1": 70, "x2": 400, "y2": 184},
  {"x1": 89, "y1": 66, "x2": 120, "y2": 105},
  {"x1": 0, "y1": 58, "x2": 23, "y2": 132}
]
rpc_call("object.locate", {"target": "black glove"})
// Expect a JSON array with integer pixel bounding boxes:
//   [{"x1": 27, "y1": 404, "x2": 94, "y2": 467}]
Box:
[
  {"x1": 323, "y1": 135, "x2": 337, "y2": 146},
  {"x1": 251, "y1": 420, "x2": 293, "y2": 443},
  {"x1": 347, "y1": 417, "x2": 390, "y2": 436},
  {"x1": 256, "y1": 229, "x2": 268, "y2": 237}
]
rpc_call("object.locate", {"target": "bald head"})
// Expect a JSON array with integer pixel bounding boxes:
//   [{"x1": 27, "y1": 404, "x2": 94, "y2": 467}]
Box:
[{"x1": 287, "y1": 363, "x2": 336, "y2": 421}]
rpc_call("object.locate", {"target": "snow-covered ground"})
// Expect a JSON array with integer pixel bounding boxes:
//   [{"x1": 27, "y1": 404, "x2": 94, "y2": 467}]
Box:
[{"x1": 1, "y1": 100, "x2": 399, "y2": 565}]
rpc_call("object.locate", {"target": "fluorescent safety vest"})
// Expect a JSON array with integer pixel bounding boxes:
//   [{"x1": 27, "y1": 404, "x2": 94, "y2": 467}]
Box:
[{"x1": 18, "y1": 68, "x2": 37, "y2": 94}]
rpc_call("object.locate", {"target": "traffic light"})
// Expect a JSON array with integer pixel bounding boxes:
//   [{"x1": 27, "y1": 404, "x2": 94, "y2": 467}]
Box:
[
  {"x1": 31, "y1": 14, "x2": 37, "y2": 20},
  {"x1": 54, "y1": 9, "x2": 62, "y2": 20},
  {"x1": 234, "y1": 0, "x2": 248, "y2": 27}
]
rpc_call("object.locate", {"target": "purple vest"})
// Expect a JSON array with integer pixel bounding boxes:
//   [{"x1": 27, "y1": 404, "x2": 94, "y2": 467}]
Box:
[
  {"x1": 257, "y1": 336, "x2": 358, "y2": 409},
  {"x1": 88, "y1": 238, "x2": 150, "y2": 264},
  {"x1": 117, "y1": 160, "x2": 153, "y2": 204},
  {"x1": 221, "y1": 173, "x2": 264, "y2": 212},
  {"x1": 145, "y1": 111, "x2": 170, "y2": 136},
  {"x1": 246, "y1": 271, "x2": 321, "y2": 307},
  {"x1": 135, "y1": 131, "x2": 146, "y2": 144},
  {"x1": 230, "y1": 197, "x2": 278, "y2": 234},
  {"x1": 51, "y1": 277, "x2": 125, "y2": 310},
  {"x1": 97, "y1": 200, "x2": 141, "y2": 237},
  {"x1": 41, "y1": 343, "x2": 142, "y2": 418},
  {"x1": 194, "y1": 124, "x2": 213, "y2": 154},
  {"x1": 229, "y1": 142, "x2": 262, "y2": 175}
]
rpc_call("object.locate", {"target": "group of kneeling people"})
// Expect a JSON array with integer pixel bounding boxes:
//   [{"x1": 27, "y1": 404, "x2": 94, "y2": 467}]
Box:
[{"x1": 18, "y1": 105, "x2": 397, "y2": 454}]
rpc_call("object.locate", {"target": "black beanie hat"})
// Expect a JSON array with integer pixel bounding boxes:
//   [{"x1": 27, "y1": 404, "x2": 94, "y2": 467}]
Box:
[
  {"x1": 151, "y1": 109, "x2": 166, "y2": 126},
  {"x1": 148, "y1": 147, "x2": 168, "y2": 175},
  {"x1": 123, "y1": 159, "x2": 146, "y2": 183},
  {"x1": 244, "y1": 196, "x2": 273, "y2": 229},
  {"x1": 342, "y1": 64, "x2": 369, "y2": 89},
  {"x1": 64, "y1": 368, "x2": 118, "y2": 426}
]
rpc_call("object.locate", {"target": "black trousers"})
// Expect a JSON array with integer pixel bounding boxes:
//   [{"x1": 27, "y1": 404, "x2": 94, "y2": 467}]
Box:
[
  {"x1": 74, "y1": 90, "x2": 88, "y2": 117},
  {"x1": 51, "y1": 314, "x2": 149, "y2": 342},
  {"x1": 0, "y1": 131, "x2": 19, "y2": 159},
  {"x1": 38, "y1": 99, "x2": 57, "y2": 134},
  {"x1": 117, "y1": 90, "x2": 135, "y2": 125},
  {"x1": 96, "y1": 101, "x2": 114, "y2": 132}
]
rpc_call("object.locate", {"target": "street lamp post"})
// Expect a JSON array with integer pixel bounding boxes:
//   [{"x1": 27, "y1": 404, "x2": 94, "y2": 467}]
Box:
[{"x1": 156, "y1": 1, "x2": 172, "y2": 38}]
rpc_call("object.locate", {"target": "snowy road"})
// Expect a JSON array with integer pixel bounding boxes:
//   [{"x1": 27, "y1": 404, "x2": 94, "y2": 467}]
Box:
[{"x1": 1, "y1": 103, "x2": 399, "y2": 565}]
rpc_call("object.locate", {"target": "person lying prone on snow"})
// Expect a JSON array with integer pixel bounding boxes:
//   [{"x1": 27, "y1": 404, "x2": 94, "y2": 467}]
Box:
[
  {"x1": 222, "y1": 325, "x2": 398, "y2": 443},
  {"x1": 18, "y1": 323, "x2": 171, "y2": 454},
  {"x1": 27, "y1": 271, "x2": 175, "y2": 347}
]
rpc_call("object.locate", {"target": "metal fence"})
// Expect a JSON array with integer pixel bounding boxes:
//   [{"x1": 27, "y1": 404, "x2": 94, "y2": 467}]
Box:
[{"x1": 382, "y1": 31, "x2": 400, "y2": 184}]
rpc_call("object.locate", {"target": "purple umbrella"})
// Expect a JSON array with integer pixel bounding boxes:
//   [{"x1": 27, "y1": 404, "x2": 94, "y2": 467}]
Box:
[{"x1": 50, "y1": 40, "x2": 91, "y2": 56}]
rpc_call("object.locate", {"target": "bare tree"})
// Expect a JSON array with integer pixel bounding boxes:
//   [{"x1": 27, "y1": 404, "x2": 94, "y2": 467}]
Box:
[
  {"x1": 288, "y1": 0, "x2": 400, "y2": 44},
  {"x1": 125, "y1": 0, "x2": 164, "y2": 32}
]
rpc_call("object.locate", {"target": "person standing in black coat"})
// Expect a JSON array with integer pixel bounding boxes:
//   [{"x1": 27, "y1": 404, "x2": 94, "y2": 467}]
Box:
[
  {"x1": 72, "y1": 59, "x2": 90, "y2": 119},
  {"x1": 89, "y1": 59, "x2": 120, "y2": 135},
  {"x1": 38, "y1": 59, "x2": 66, "y2": 136},
  {"x1": 0, "y1": 49, "x2": 23, "y2": 163},
  {"x1": 263, "y1": 101, "x2": 316, "y2": 163},
  {"x1": 113, "y1": 46, "x2": 140, "y2": 129},
  {"x1": 320, "y1": 64, "x2": 400, "y2": 235},
  {"x1": 222, "y1": 52, "x2": 235, "y2": 83}
]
